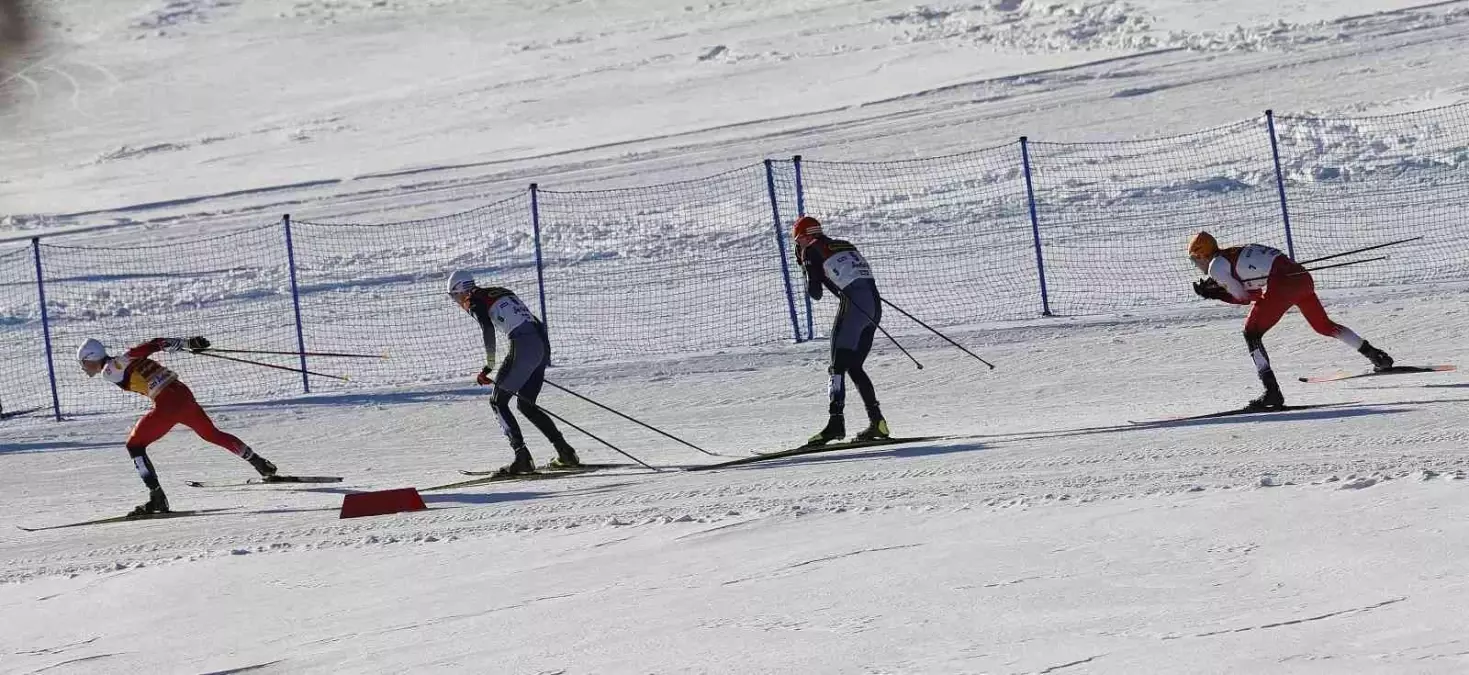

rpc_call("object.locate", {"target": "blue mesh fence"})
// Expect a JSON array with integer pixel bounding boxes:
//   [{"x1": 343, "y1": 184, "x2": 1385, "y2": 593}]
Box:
[
  {"x1": 0, "y1": 244, "x2": 52, "y2": 421},
  {"x1": 291, "y1": 193, "x2": 536, "y2": 389},
  {"x1": 11, "y1": 102, "x2": 1469, "y2": 421},
  {"x1": 36, "y1": 224, "x2": 299, "y2": 417},
  {"x1": 536, "y1": 166, "x2": 796, "y2": 363},
  {"x1": 1274, "y1": 105, "x2": 1469, "y2": 287},
  {"x1": 1025, "y1": 120, "x2": 1288, "y2": 315},
  {"x1": 773, "y1": 146, "x2": 1040, "y2": 340}
]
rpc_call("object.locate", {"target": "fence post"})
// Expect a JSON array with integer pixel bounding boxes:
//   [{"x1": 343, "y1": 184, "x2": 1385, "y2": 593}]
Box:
[
  {"x1": 1019, "y1": 137, "x2": 1053, "y2": 317},
  {"x1": 530, "y1": 183, "x2": 550, "y2": 334},
  {"x1": 765, "y1": 159, "x2": 804, "y2": 343},
  {"x1": 792, "y1": 154, "x2": 814, "y2": 340},
  {"x1": 1264, "y1": 110, "x2": 1296, "y2": 258},
  {"x1": 281, "y1": 214, "x2": 311, "y2": 394},
  {"x1": 32, "y1": 238, "x2": 62, "y2": 421}
]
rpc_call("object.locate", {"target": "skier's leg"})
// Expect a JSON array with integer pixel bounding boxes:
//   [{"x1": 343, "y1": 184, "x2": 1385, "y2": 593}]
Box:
[
  {"x1": 167, "y1": 383, "x2": 277, "y2": 477},
  {"x1": 489, "y1": 339, "x2": 535, "y2": 473},
  {"x1": 124, "y1": 406, "x2": 175, "y2": 513},
  {"x1": 515, "y1": 366, "x2": 576, "y2": 462},
  {"x1": 490, "y1": 385, "x2": 526, "y2": 450},
  {"x1": 846, "y1": 292, "x2": 883, "y2": 427},
  {"x1": 1242, "y1": 331, "x2": 1285, "y2": 409},
  {"x1": 168, "y1": 384, "x2": 247, "y2": 456},
  {"x1": 126, "y1": 445, "x2": 170, "y2": 515},
  {"x1": 1242, "y1": 292, "x2": 1291, "y2": 409},
  {"x1": 845, "y1": 289, "x2": 888, "y2": 439},
  {"x1": 808, "y1": 303, "x2": 855, "y2": 445},
  {"x1": 1297, "y1": 288, "x2": 1393, "y2": 369},
  {"x1": 490, "y1": 385, "x2": 535, "y2": 474}
]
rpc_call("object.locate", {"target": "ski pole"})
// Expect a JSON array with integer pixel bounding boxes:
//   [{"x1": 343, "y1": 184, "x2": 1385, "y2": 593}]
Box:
[
  {"x1": 1240, "y1": 256, "x2": 1388, "y2": 283},
  {"x1": 199, "y1": 348, "x2": 387, "y2": 359},
  {"x1": 1295, "y1": 256, "x2": 1388, "y2": 275},
  {"x1": 543, "y1": 379, "x2": 720, "y2": 457},
  {"x1": 830, "y1": 287, "x2": 923, "y2": 370},
  {"x1": 486, "y1": 379, "x2": 660, "y2": 471},
  {"x1": 880, "y1": 298, "x2": 996, "y2": 370},
  {"x1": 1297, "y1": 237, "x2": 1421, "y2": 266},
  {"x1": 191, "y1": 350, "x2": 350, "y2": 382}
]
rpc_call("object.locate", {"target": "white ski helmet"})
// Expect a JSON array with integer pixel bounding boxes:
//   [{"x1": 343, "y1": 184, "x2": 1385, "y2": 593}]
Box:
[
  {"x1": 446, "y1": 269, "x2": 476, "y2": 297},
  {"x1": 77, "y1": 338, "x2": 108, "y2": 374}
]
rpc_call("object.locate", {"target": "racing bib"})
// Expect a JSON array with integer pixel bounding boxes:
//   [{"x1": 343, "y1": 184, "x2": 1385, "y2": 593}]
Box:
[
  {"x1": 103, "y1": 356, "x2": 177, "y2": 399},
  {"x1": 1234, "y1": 244, "x2": 1282, "y2": 290},
  {"x1": 489, "y1": 295, "x2": 535, "y2": 334},
  {"x1": 823, "y1": 250, "x2": 875, "y2": 290}
]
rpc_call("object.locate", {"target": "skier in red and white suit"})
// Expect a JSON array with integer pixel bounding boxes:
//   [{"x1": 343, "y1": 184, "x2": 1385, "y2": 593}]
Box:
[
  {"x1": 1188, "y1": 231, "x2": 1394, "y2": 410},
  {"x1": 78, "y1": 336, "x2": 279, "y2": 516}
]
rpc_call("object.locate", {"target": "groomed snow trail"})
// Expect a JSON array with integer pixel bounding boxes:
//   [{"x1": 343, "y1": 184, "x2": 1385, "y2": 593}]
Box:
[{"x1": 3, "y1": 291, "x2": 1467, "y2": 673}]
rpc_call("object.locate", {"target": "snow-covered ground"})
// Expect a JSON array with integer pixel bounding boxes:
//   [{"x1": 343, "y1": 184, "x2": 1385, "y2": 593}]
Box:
[
  {"x1": 3, "y1": 291, "x2": 1468, "y2": 673},
  {"x1": 4, "y1": 0, "x2": 1469, "y2": 672}
]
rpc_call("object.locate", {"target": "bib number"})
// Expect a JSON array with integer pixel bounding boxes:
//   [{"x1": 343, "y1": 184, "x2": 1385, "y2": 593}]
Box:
[
  {"x1": 490, "y1": 296, "x2": 534, "y2": 333},
  {"x1": 136, "y1": 360, "x2": 171, "y2": 393},
  {"x1": 824, "y1": 250, "x2": 874, "y2": 289},
  {"x1": 1236, "y1": 245, "x2": 1281, "y2": 290}
]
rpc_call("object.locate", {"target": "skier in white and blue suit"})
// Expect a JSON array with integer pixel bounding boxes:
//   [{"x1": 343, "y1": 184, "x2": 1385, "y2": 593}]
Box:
[{"x1": 447, "y1": 270, "x2": 580, "y2": 476}]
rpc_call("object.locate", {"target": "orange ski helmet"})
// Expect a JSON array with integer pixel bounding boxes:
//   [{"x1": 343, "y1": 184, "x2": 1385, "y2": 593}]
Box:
[
  {"x1": 1188, "y1": 231, "x2": 1219, "y2": 262},
  {"x1": 792, "y1": 216, "x2": 823, "y2": 245}
]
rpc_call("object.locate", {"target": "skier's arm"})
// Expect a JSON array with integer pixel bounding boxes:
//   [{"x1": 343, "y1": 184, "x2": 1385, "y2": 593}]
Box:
[
  {"x1": 127, "y1": 338, "x2": 184, "y2": 358},
  {"x1": 1207, "y1": 257, "x2": 1252, "y2": 304},
  {"x1": 800, "y1": 245, "x2": 826, "y2": 301},
  {"x1": 468, "y1": 297, "x2": 498, "y2": 366}
]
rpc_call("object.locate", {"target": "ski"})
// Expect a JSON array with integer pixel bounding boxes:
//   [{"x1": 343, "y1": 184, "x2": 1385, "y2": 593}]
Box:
[
  {"x1": 17, "y1": 507, "x2": 237, "y2": 532},
  {"x1": 185, "y1": 475, "x2": 343, "y2": 488},
  {"x1": 1129, "y1": 402, "x2": 1356, "y2": 425},
  {"x1": 458, "y1": 462, "x2": 626, "y2": 476},
  {"x1": 425, "y1": 465, "x2": 616, "y2": 491},
  {"x1": 687, "y1": 436, "x2": 944, "y2": 471},
  {"x1": 1299, "y1": 364, "x2": 1456, "y2": 383}
]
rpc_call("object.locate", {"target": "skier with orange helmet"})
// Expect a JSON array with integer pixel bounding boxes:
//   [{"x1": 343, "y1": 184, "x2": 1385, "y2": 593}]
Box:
[
  {"x1": 793, "y1": 216, "x2": 889, "y2": 445},
  {"x1": 1188, "y1": 231, "x2": 1393, "y2": 410}
]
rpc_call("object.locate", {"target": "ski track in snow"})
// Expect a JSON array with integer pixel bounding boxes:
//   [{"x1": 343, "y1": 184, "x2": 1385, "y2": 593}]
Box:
[{"x1": 2, "y1": 292, "x2": 1466, "y2": 585}]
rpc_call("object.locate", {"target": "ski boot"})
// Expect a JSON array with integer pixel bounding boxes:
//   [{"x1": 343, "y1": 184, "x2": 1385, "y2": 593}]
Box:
[
  {"x1": 854, "y1": 418, "x2": 890, "y2": 442},
  {"x1": 805, "y1": 414, "x2": 845, "y2": 447},
  {"x1": 1359, "y1": 342, "x2": 1394, "y2": 372},
  {"x1": 1244, "y1": 387, "x2": 1285, "y2": 411},
  {"x1": 245, "y1": 451, "x2": 277, "y2": 478},
  {"x1": 548, "y1": 443, "x2": 582, "y2": 470},
  {"x1": 128, "y1": 487, "x2": 171, "y2": 517},
  {"x1": 492, "y1": 446, "x2": 537, "y2": 478}
]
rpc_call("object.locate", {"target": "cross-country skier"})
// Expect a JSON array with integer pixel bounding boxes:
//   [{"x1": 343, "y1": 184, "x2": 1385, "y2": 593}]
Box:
[
  {"x1": 1188, "y1": 231, "x2": 1394, "y2": 410},
  {"x1": 447, "y1": 270, "x2": 580, "y2": 476},
  {"x1": 78, "y1": 337, "x2": 279, "y2": 515},
  {"x1": 793, "y1": 216, "x2": 890, "y2": 445}
]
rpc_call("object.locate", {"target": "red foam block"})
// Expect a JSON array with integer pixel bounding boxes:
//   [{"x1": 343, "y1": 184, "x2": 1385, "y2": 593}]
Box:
[{"x1": 339, "y1": 487, "x2": 427, "y2": 519}]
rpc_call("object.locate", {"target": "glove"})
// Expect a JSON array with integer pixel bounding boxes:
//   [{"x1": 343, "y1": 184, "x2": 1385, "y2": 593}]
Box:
[
  {"x1": 476, "y1": 365, "x2": 494, "y2": 386},
  {"x1": 185, "y1": 336, "x2": 210, "y2": 352},
  {"x1": 157, "y1": 338, "x2": 186, "y2": 352},
  {"x1": 1192, "y1": 277, "x2": 1231, "y2": 301}
]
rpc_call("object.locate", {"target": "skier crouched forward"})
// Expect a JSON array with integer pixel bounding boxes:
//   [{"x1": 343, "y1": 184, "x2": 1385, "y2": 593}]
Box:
[
  {"x1": 78, "y1": 336, "x2": 279, "y2": 515},
  {"x1": 1188, "y1": 231, "x2": 1393, "y2": 410}
]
